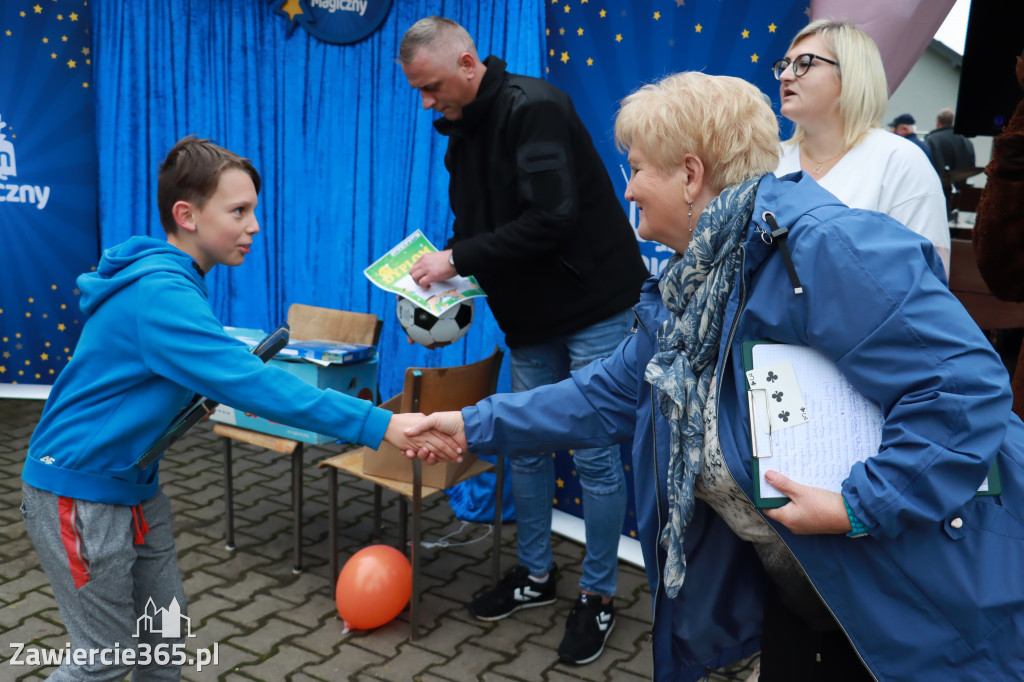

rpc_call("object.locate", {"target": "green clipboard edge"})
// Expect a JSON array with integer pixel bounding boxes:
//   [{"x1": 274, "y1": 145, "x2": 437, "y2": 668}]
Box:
[
  {"x1": 741, "y1": 340, "x2": 1002, "y2": 508},
  {"x1": 742, "y1": 340, "x2": 788, "y2": 509}
]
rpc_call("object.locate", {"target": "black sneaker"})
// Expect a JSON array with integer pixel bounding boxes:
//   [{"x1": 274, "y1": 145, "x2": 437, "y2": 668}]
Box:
[
  {"x1": 557, "y1": 593, "x2": 615, "y2": 665},
  {"x1": 468, "y1": 564, "x2": 557, "y2": 621}
]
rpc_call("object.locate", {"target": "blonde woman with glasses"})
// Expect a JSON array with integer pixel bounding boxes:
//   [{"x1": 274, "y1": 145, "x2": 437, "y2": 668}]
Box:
[{"x1": 773, "y1": 19, "x2": 950, "y2": 275}]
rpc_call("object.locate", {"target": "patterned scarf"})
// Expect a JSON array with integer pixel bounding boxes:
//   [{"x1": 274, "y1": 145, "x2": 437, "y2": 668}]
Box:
[{"x1": 644, "y1": 177, "x2": 759, "y2": 599}]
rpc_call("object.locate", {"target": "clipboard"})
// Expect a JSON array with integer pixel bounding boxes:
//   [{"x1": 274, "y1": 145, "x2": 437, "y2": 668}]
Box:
[{"x1": 743, "y1": 340, "x2": 1001, "y2": 509}]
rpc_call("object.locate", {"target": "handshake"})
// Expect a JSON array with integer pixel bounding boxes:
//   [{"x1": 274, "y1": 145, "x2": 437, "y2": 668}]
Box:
[{"x1": 382, "y1": 411, "x2": 468, "y2": 464}]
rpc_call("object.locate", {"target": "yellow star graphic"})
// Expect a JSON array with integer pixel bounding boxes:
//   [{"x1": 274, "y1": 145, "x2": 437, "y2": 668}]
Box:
[
  {"x1": 61, "y1": 35, "x2": 68, "y2": 42},
  {"x1": 40, "y1": 353, "x2": 49, "y2": 361},
  {"x1": 279, "y1": 0, "x2": 303, "y2": 21},
  {"x1": 742, "y1": 29, "x2": 750, "y2": 39},
  {"x1": 586, "y1": 57, "x2": 594, "y2": 66},
  {"x1": 20, "y1": 11, "x2": 26, "y2": 17},
  {"x1": 82, "y1": 82, "x2": 89, "y2": 88},
  {"x1": 574, "y1": 497, "x2": 581, "y2": 505},
  {"x1": 25, "y1": 312, "x2": 31, "y2": 318},
  {"x1": 653, "y1": 11, "x2": 661, "y2": 20},
  {"x1": 615, "y1": 33, "x2": 622, "y2": 42},
  {"x1": 751, "y1": 53, "x2": 759, "y2": 63},
  {"x1": 769, "y1": 23, "x2": 777, "y2": 33},
  {"x1": 563, "y1": 4, "x2": 570, "y2": 12},
  {"x1": 599, "y1": 9, "x2": 606, "y2": 17},
  {"x1": 560, "y1": 51, "x2": 570, "y2": 63},
  {"x1": 67, "y1": 59, "x2": 76, "y2": 68},
  {"x1": 0, "y1": 367, "x2": 5, "y2": 374},
  {"x1": 5, "y1": 30, "x2": 10, "y2": 36},
  {"x1": 577, "y1": 27, "x2": 584, "y2": 36},
  {"x1": 58, "y1": 324, "x2": 66, "y2": 331},
  {"x1": 34, "y1": 5, "x2": 42, "y2": 14},
  {"x1": 549, "y1": 48, "x2": 555, "y2": 57},
  {"x1": 695, "y1": 24, "x2": 702, "y2": 33},
  {"x1": 546, "y1": 28, "x2": 550, "y2": 35},
  {"x1": 552, "y1": 0, "x2": 558, "y2": 3},
  {"x1": 581, "y1": 0, "x2": 588, "y2": 3},
  {"x1": 51, "y1": 53, "x2": 57, "y2": 59},
  {"x1": 57, "y1": 14, "x2": 63, "y2": 20},
  {"x1": 82, "y1": 46, "x2": 90, "y2": 55},
  {"x1": 557, "y1": 478, "x2": 565, "y2": 488},
  {"x1": 559, "y1": 27, "x2": 565, "y2": 35},
  {"x1": 70, "y1": 12, "x2": 79, "y2": 21},
  {"x1": 42, "y1": 37, "x2": 49, "y2": 43},
  {"x1": 28, "y1": 297, "x2": 34, "y2": 303}
]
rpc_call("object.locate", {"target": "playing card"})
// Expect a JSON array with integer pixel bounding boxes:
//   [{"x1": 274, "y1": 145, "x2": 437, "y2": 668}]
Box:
[{"x1": 745, "y1": 359, "x2": 808, "y2": 432}]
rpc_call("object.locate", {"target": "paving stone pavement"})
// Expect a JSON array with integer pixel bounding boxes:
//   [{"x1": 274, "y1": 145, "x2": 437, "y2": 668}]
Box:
[{"x1": 0, "y1": 398, "x2": 759, "y2": 681}]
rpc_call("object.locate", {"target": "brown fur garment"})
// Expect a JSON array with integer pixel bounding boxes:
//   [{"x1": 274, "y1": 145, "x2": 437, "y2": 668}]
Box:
[{"x1": 973, "y1": 56, "x2": 1024, "y2": 302}]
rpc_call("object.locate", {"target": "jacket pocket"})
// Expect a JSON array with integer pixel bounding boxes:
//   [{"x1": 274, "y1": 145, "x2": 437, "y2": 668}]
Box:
[{"x1": 876, "y1": 497, "x2": 1024, "y2": 649}]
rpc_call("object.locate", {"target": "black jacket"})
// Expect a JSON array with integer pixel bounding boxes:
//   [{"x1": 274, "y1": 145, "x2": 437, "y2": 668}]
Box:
[
  {"x1": 434, "y1": 57, "x2": 648, "y2": 347},
  {"x1": 925, "y1": 126, "x2": 975, "y2": 177}
]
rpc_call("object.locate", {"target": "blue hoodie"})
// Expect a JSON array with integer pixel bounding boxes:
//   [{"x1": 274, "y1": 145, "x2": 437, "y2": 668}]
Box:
[{"x1": 23, "y1": 236, "x2": 390, "y2": 505}]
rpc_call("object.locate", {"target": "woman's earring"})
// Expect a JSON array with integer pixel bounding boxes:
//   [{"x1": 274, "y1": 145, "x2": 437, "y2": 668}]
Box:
[{"x1": 687, "y1": 203, "x2": 694, "y2": 234}]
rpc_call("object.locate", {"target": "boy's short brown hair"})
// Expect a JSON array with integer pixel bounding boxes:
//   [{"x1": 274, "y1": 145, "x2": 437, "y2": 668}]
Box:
[{"x1": 157, "y1": 136, "x2": 261, "y2": 234}]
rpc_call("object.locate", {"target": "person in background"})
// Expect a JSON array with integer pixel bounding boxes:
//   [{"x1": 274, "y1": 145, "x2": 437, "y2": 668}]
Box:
[
  {"x1": 407, "y1": 71, "x2": 1024, "y2": 682},
  {"x1": 398, "y1": 16, "x2": 649, "y2": 665},
  {"x1": 773, "y1": 19, "x2": 950, "y2": 275},
  {"x1": 888, "y1": 112, "x2": 936, "y2": 166},
  {"x1": 926, "y1": 107, "x2": 977, "y2": 189},
  {"x1": 974, "y1": 55, "x2": 1024, "y2": 420}
]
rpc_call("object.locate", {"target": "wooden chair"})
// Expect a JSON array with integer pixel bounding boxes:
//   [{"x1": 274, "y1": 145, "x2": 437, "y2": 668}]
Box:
[
  {"x1": 215, "y1": 303, "x2": 382, "y2": 573},
  {"x1": 318, "y1": 347, "x2": 505, "y2": 640}
]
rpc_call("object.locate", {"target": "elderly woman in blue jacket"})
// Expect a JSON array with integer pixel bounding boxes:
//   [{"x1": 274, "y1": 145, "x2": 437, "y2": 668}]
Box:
[{"x1": 407, "y1": 72, "x2": 1024, "y2": 681}]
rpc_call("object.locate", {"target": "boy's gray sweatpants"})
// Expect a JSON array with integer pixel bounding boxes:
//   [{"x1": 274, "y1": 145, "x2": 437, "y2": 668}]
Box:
[{"x1": 21, "y1": 482, "x2": 186, "y2": 681}]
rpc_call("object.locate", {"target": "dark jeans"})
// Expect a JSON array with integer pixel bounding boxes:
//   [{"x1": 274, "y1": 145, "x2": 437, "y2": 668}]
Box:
[{"x1": 758, "y1": 582, "x2": 874, "y2": 682}]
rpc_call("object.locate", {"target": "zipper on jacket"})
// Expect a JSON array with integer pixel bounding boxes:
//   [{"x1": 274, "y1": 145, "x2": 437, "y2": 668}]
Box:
[
  {"x1": 714, "y1": 248, "x2": 878, "y2": 681},
  {"x1": 648, "y1": 381, "x2": 663, "y2": 641}
]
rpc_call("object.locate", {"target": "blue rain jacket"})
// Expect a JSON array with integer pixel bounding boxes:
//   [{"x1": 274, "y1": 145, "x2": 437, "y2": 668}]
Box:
[{"x1": 463, "y1": 172, "x2": 1024, "y2": 680}]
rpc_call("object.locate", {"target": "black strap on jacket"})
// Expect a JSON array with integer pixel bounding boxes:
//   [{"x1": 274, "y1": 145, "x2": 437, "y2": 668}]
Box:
[{"x1": 761, "y1": 211, "x2": 804, "y2": 295}]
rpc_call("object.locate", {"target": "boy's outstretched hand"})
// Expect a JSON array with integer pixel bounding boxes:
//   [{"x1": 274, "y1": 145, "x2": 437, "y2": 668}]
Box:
[
  {"x1": 384, "y1": 413, "x2": 463, "y2": 463},
  {"x1": 402, "y1": 411, "x2": 468, "y2": 464}
]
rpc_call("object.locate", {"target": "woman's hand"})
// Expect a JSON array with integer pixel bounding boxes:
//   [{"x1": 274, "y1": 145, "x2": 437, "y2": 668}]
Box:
[
  {"x1": 403, "y1": 411, "x2": 468, "y2": 464},
  {"x1": 384, "y1": 412, "x2": 463, "y2": 462},
  {"x1": 762, "y1": 471, "x2": 852, "y2": 535}
]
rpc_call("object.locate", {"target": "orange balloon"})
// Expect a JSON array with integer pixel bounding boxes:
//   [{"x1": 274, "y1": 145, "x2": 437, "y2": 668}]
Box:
[{"x1": 335, "y1": 545, "x2": 412, "y2": 630}]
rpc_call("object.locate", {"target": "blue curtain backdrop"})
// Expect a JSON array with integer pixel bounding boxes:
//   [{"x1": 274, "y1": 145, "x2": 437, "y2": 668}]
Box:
[
  {"x1": 0, "y1": 0, "x2": 99, "y2": 388},
  {"x1": 92, "y1": 0, "x2": 543, "y2": 400}
]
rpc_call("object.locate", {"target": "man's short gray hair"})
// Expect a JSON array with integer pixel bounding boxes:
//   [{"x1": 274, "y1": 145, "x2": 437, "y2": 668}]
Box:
[{"x1": 399, "y1": 16, "x2": 478, "y2": 66}]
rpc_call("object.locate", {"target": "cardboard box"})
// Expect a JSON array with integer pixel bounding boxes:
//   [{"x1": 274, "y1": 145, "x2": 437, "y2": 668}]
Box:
[
  {"x1": 211, "y1": 330, "x2": 379, "y2": 444},
  {"x1": 360, "y1": 393, "x2": 480, "y2": 489},
  {"x1": 361, "y1": 439, "x2": 479, "y2": 489}
]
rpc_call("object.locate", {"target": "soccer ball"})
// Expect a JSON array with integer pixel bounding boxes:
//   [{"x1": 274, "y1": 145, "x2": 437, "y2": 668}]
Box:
[{"x1": 396, "y1": 297, "x2": 474, "y2": 348}]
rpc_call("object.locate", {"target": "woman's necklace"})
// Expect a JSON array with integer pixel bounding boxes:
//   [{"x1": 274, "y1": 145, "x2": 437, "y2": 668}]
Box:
[{"x1": 803, "y1": 146, "x2": 846, "y2": 175}]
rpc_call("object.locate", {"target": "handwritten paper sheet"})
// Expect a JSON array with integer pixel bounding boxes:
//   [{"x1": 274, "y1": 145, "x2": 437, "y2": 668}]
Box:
[{"x1": 750, "y1": 344, "x2": 883, "y2": 503}]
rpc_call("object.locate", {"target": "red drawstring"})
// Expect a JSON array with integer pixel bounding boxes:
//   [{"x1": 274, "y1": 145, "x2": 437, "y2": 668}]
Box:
[{"x1": 131, "y1": 504, "x2": 150, "y2": 545}]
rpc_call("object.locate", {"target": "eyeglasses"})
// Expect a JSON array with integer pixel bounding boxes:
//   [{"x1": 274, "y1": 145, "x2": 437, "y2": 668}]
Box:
[{"x1": 771, "y1": 53, "x2": 838, "y2": 80}]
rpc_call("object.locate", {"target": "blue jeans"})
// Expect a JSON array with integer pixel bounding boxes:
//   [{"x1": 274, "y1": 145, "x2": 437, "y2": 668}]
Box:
[{"x1": 509, "y1": 308, "x2": 633, "y2": 597}]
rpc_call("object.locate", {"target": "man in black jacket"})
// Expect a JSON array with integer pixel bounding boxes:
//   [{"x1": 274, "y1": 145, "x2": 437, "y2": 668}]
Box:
[
  {"x1": 401, "y1": 16, "x2": 649, "y2": 666},
  {"x1": 926, "y1": 108, "x2": 977, "y2": 190}
]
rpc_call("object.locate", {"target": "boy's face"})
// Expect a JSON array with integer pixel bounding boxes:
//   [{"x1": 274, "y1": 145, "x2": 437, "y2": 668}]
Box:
[{"x1": 184, "y1": 168, "x2": 260, "y2": 272}]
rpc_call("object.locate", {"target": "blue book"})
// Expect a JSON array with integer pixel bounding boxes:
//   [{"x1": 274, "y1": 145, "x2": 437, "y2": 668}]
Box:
[{"x1": 276, "y1": 339, "x2": 376, "y2": 365}]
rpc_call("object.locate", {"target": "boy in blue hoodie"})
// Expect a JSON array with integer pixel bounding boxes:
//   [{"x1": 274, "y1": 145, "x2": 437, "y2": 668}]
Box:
[{"x1": 20, "y1": 136, "x2": 458, "y2": 681}]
